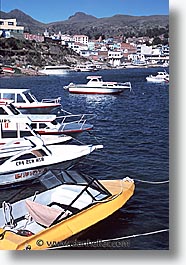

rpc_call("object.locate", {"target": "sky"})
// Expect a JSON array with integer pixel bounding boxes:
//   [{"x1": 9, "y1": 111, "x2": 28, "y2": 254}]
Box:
[{"x1": 0, "y1": 0, "x2": 169, "y2": 23}]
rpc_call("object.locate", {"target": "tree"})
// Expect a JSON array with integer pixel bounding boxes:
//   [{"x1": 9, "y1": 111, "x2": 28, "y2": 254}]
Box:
[{"x1": 152, "y1": 37, "x2": 162, "y2": 45}]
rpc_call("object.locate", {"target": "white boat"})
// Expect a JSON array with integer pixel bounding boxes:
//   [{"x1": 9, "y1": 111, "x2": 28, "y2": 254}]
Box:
[
  {"x1": 64, "y1": 76, "x2": 132, "y2": 95},
  {"x1": 0, "y1": 100, "x2": 94, "y2": 137},
  {"x1": 0, "y1": 169, "x2": 135, "y2": 250},
  {"x1": 0, "y1": 114, "x2": 72, "y2": 149},
  {"x1": 74, "y1": 65, "x2": 98, "y2": 72},
  {"x1": 38, "y1": 65, "x2": 72, "y2": 75},
  {"x1": 0, "y1": 136, "x2": 103, "y2": 186},
  {"x1": 131, "y1": 60, "x2": 147, "y2": 67},
  {"x1": 0, "y1": 89, "x2": 61, "y2": 114},
  {"x1": 146, "y1": 70, "x2": 169, "y2": 83}
]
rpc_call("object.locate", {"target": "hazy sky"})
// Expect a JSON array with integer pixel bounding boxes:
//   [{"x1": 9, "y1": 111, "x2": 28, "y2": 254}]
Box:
[{"x1": 1, "y1": 0, "x2": 169, "y2": 23}]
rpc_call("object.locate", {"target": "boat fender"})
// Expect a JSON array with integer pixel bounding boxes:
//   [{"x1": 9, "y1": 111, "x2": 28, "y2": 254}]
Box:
[{"x1": 16, "y1": 229, "x2": 34, "y2": 237}]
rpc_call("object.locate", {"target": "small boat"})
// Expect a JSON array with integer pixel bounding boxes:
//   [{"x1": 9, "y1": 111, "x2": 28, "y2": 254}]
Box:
[
  {"x1": 0, "y1": 89, "x2": 61, "y2": 114},
  {"x1": 38, "y1": 65, "x2": 72, "y2": 75},
  {"x1": 1, "y1": 67, "x2": 15, "y2": 74},
  {"x1": 64, "y1": 76, "x2": 132, "y2": 95},
  {"x1": 131, "y1": 60, "x2": 147, "y2": 67},
  {"x1": 0, "y1": 100, "x2": 94, "y2": 137},
  {"x1": 146, "y1": 70, "x2": 169, "y2": 83},
  {"x1": 74, "y1": 64, "x2": 98, "y2": 72},
  {"x1": 0, "y1": 170, "x2": 135, "y2": 250},
  {"x1": 0, "y1": 136, "x2": 103, "y2": 186}
]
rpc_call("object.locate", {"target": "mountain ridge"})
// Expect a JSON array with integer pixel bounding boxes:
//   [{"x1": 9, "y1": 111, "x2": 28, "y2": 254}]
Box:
[{"x1": 0, "y1": 9, "x2": 169, "y2": 38}]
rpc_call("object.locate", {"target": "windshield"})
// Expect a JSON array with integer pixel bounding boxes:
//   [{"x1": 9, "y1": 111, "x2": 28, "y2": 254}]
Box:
[{"x1": 25, "y1": 92, "x2": 37, "y2": 103}]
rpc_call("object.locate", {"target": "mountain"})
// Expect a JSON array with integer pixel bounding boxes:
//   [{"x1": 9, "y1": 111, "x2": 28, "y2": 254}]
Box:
[
  {"x1": 0, "y1": 9, "x2": 45, "y2": 33},
  {"x1": 68, "y1": 12, "x2": 97, "y2": 22},
  {"x1": 0, "y1": 9, "x2": 169, "y2": 38}
]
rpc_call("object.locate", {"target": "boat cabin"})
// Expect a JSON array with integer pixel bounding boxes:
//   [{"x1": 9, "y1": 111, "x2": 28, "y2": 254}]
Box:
[{"x1": 0, "y1": 89, "x2": 38, "y2": 104}]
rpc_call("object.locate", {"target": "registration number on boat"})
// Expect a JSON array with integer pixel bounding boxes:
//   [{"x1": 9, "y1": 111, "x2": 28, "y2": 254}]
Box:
[{"x1": 16, "y1": 157, "x2": 44, "y2": 166}]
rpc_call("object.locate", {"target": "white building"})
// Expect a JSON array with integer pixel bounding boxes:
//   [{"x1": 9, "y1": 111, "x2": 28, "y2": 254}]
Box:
[
  {"x1": 108, "y1": 51, "x2": 124, "y2": 67},
  {"x1": 0, "y1": 18, "x2": 24, "y2": 37},
  {"x1": 73, "y1": 35, "x2": 89, "y2": 45}
]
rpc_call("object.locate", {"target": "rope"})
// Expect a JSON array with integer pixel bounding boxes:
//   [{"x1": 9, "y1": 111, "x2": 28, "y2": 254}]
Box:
[
  {"x1": 133, "y1": 179, "x2": 169, "y2": 184},
  {"x1": 45, "y1": 229, "x2": 169, "y2": 250}
]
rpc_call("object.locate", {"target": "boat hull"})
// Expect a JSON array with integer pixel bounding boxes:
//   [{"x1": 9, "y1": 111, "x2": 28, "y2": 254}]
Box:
[
  {"x1": 0, "y1": 179, "x2": 135, "y2": 250},
  {"x1": 0, "y1": 145, "x2": 102, "y2": 186},
  {"x1": 13, "y1": 104, "x2": 61, "y2": 114},
  {"x1": 68, "y1": 87, "x2": 124, "y2": 95}
]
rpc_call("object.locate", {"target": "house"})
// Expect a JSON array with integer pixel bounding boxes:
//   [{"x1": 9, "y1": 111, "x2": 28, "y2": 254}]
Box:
[
  {"x1": 73, "y1": 35, "x2": 89, "y2": 45},
  {"x1": 108, "y1": 50, "x2": 124, "y2": 67},
  {"x1": 0, "y1": 18, "x2": 24, "y2": 37}
]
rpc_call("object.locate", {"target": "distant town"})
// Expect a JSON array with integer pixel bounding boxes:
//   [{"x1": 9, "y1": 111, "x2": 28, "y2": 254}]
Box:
[{"x1": 0, "y1": 17, "x2": 169, "y2": 75}]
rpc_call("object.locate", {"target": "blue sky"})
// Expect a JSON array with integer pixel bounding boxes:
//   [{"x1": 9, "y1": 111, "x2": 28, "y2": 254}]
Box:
[{"x1": 1, "y1": 0, "x2": 169, "y2": 23}]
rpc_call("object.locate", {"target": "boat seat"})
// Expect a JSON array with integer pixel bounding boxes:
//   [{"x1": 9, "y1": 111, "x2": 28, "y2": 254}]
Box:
[{"x1": 25, "y1": 200, "x2": 71, "y2": 228}]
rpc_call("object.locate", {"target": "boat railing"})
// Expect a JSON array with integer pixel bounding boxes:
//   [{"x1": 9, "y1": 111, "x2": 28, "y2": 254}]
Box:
[
  {"x1": 41, "y1": 97, "x2": 61, "y2": 104},
  {"x1": 118, "y1": 82, "x2": 132, "y2": 91},
  {"x1": 56, "y1": 113, "x2": 95, "y2": 131}
]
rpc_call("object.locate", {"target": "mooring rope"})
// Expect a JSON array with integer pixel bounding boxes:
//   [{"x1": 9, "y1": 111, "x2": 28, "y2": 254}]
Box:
[
  {"x1": 133, "y1": 179, "x2": 169, "y2": 184},
  {"x1": 45, "y1": 228, "x2": 169, "y2": 250}
]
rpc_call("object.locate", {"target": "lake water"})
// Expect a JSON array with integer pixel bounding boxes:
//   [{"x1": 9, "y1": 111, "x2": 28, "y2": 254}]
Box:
[{"x1": 0, "y1": 67, "x2": 169, "y2": 250}]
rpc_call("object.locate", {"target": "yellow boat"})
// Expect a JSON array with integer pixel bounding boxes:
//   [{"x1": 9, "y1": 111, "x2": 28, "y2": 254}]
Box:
[{"x1": 0, "y1": 170, "x2": 135, "y2": 250}]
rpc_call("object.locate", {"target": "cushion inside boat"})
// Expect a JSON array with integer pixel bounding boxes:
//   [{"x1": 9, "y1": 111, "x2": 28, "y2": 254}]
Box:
[{"x1": 25, "y1": 200, "x2": 70, "y2": 227}]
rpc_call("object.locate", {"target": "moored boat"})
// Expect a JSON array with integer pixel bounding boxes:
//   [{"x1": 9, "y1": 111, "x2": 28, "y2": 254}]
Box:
[
  {"x1": 146, "y1": 70, "x2": 169, "y2": 83},
  {"x1": 0, "y1": 170, "x2": 135, "y2": 250},
  {"x1": 64, "y1": 76, "x2": 132, "y2": 95},
  {"x1": 0, "y1": 136, "x2": 103, "y2": 186},
  {"x1": 38, "y1": 65, "x2": 72, "y2": 75},
  {"x1": 0, "y1": 89, "x2": 61, "y2": 114},
  {"x1": 0, "y1": 99, "x2": 94, "y2": 137}
]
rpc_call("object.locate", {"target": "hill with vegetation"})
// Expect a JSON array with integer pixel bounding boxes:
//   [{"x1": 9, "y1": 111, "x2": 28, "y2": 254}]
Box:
[{"x1": 0, "y1": 9, "x2": 169, "y2": 38}]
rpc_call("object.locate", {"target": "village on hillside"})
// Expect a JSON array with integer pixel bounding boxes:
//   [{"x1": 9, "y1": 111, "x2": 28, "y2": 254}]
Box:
[{"x1": 0, "y1": 17, "x2": 169, "y2": 76}]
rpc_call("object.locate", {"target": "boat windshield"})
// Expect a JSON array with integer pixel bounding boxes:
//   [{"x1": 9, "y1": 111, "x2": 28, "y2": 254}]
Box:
[
  {"x1": 39, "y1": 169, "x2": 111, "y2": 199},
  {"x1": 24, "y1": 92, "x2": 37, "y2": 103}
]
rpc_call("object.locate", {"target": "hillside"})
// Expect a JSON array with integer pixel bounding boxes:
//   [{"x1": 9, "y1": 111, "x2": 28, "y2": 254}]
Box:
[
  {"x1": 0, "y1": 37, "x2": 88, "y2": 68},
  {"x1": 0, "y1": 9, "x2": 169, "y2": 37}
]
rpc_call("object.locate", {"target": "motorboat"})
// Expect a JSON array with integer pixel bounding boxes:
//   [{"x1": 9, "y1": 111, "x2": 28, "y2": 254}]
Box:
[
  {"x1": 0, "y1": 114, "x2": 72, "y2": 149},
  {"x1": 1, "y1": 67, "x2": 15, "y2": 74},
  {"x1": 74, "y1": 64, "x2": 98, "y2": 72},
  {"x1": 0, "y1": 136, "x2": 103, "y2": 186},
  {"x1": 0, "y1": 89, "x2": 61, "y2": 114},
  {"x1": 131, "y1": 60, "x2": 147, "y2": 67},
  {"x1": 64, "y1": 76, "x2": 132, "y2": 95},
  {"x1": 0, "y1": 170, "x2": 135, "y2": 250},
  {"x1": 0, "y1": 100, "x2": 94, "y2": 137},
  {"x1": 146, "y1": 70, "x2": 169, "y2": 83},
  {"x1": 38, "y1": 65, "x2": 72, "y2": 75}
]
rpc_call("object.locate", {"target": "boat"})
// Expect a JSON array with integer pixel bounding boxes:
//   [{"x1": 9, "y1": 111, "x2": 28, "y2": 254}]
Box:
[
  {"x1": 38, "y1": 65, "x2": 72, "y2": 75},
  {"x1": 0, "y1": 114, "x2": 72, "y2": 149},
  {"x1": 64, "y1": 76, "x2": 132, "y2": 95},
  {"x1": 146, "y1": 70, "x2": 169, "y2": 83},
  {"x1": 131, "y1": 60, "x2": 147, "y2": 67},
  {"x1": 1, "y1": 67, "x2": 15, "y2": 74},
  {"x1": 74, "y1": 65, "x2": 98, "y2": 72},
  {"x1": 0, "y1": 89, "x2": 61, "y2": 114},
  {"x1": 0, "y1": 100, "x2": 94, "y2": 137},
  {"x1": 0, "y1": 169, "x2": 135, "y2": 250},
  {"x1": 0, "y1": 135, "x2": 103, "y2": 186}
]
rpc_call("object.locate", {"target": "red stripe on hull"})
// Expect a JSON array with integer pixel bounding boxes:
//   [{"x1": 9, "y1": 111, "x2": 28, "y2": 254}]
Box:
[{"x1": 69, "y1": 91, "x2": 123, "y2": 95}]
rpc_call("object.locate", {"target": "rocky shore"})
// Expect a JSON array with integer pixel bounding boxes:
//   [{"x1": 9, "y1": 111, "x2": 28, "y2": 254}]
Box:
[{"x1": 0, "y1": 37, "x2": 90, "y2": 75}]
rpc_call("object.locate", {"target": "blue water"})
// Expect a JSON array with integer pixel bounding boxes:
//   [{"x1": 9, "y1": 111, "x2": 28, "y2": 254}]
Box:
[{"x1": 0, "y1": 68, "x2": 169, "y2": 250}]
